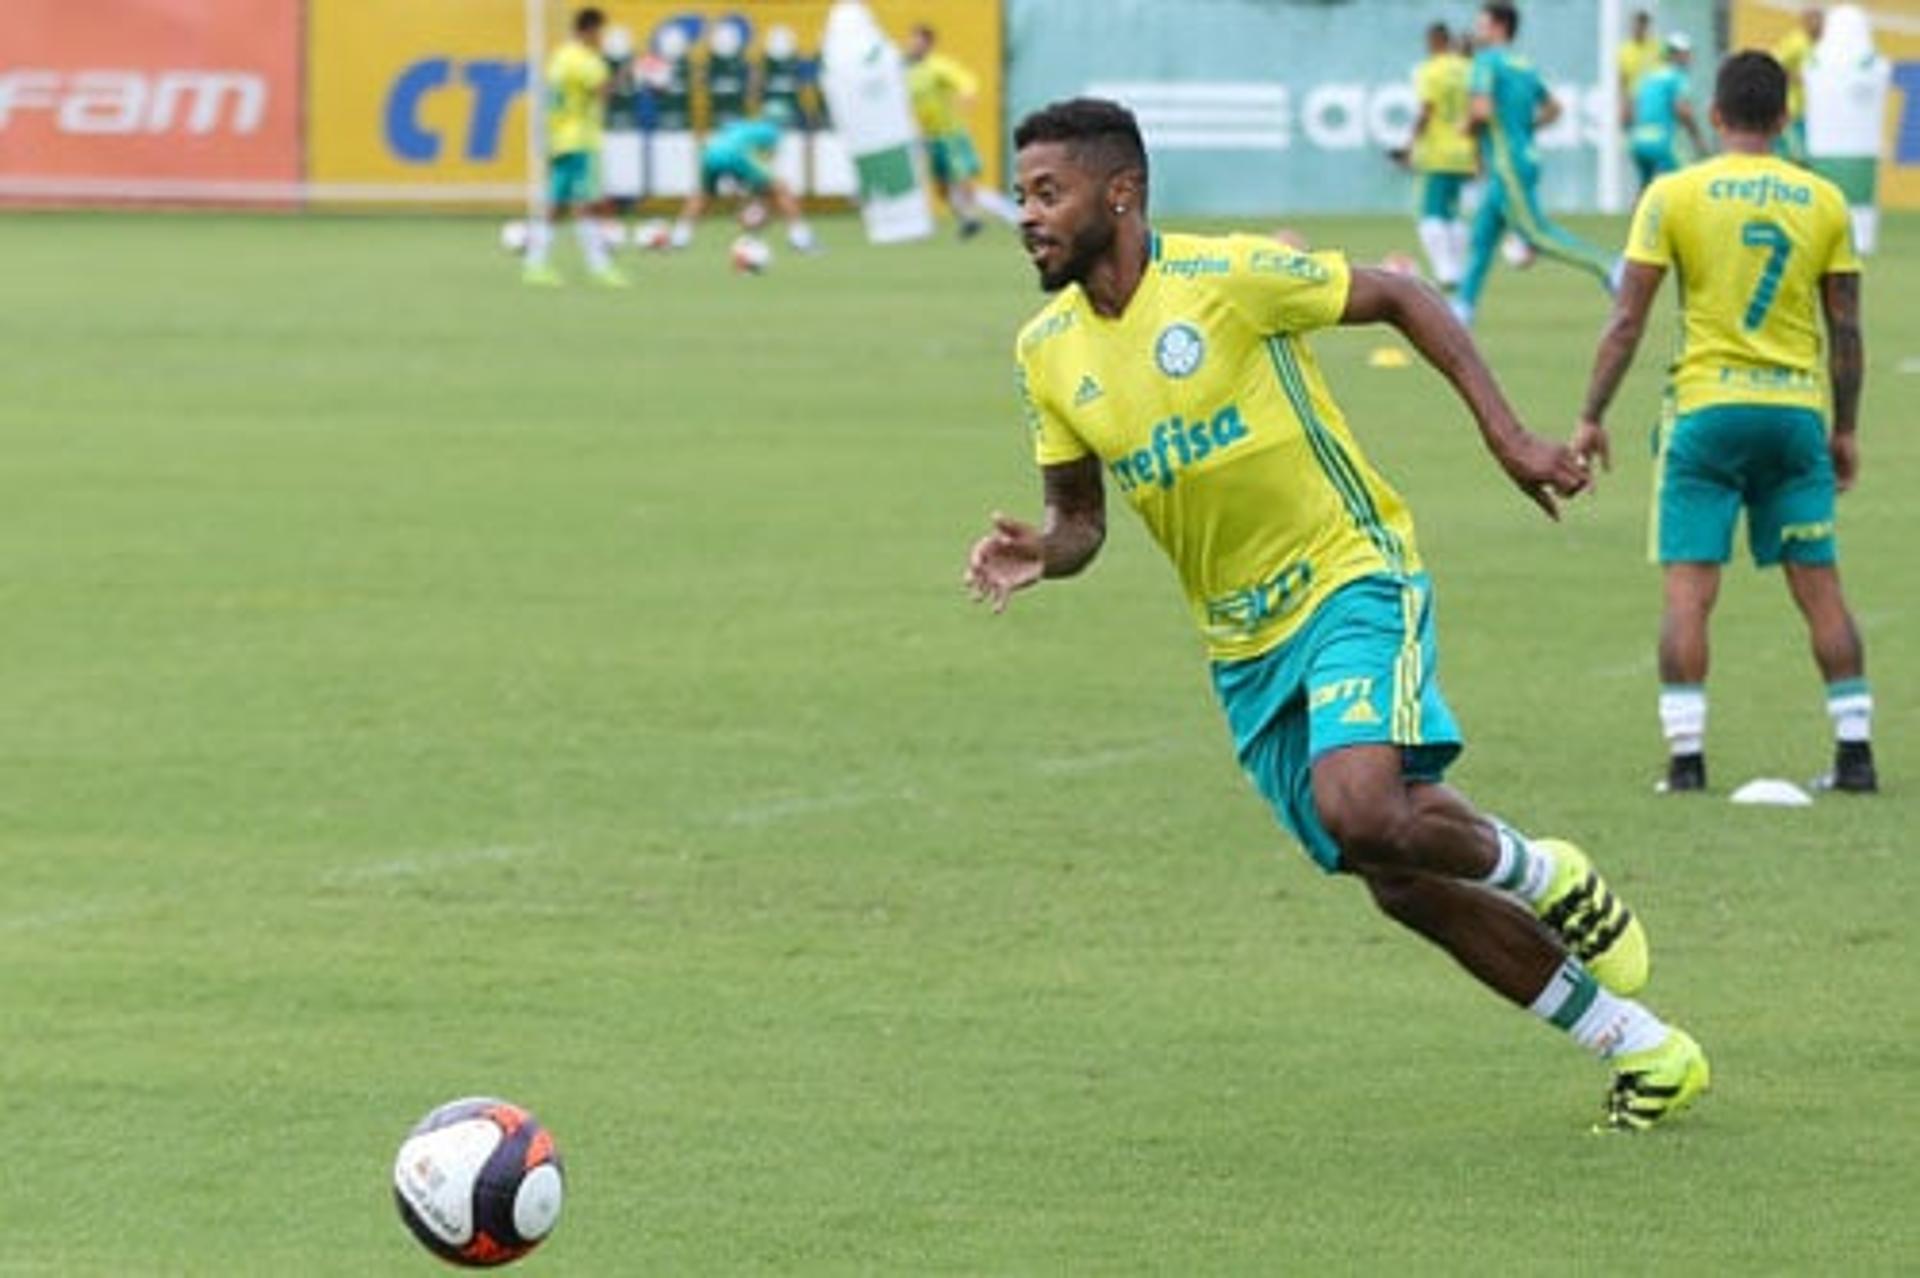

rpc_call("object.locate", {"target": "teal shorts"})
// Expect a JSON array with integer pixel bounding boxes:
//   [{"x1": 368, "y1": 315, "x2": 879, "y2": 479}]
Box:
[
  {"x1": 549, "y1": 150, "x2": 597, "y2": 207},
  {"x1": 1653, "y1": 404, "x2": 1836, "y2": 567},
  {"x1": 1630, "y1": 137, "x2": 1679, "y2": 184},
  {"x1": 701, "y1": 148, "x2": 772, "y2": 197},
  {"x1": 1210, "y1": 573, "x2": 1463, "y2": 874},
  {"x1": 926, "y1": 131, "x2": 982, "y2": 186},
  {"x1": 1416, "y1": 171, "x2": 1467, "y2": 220}
]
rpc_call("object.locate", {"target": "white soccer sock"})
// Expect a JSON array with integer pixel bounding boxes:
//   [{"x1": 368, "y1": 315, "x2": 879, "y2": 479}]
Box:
[
  {"x1": 526, "y1": 220, "x2": 554, "y2": 267},
  {"x1": 1659, "y1": 684, "x2": 1707, "y2": 757},
  {"x1": 1827, "y1": 680, "x2": 1872, "y2": 744},
  {"x1": 1418, "y1": 217, "x2": 1460, "y2": 286},
  {"x1": 787, "y1": 221, "x2": 816, "y2": 251},
  {"x1": 669, "y1": 218, "x2": 695, "y2": 249},
  {"x1": 1483, "y1": 819, "x2": 1555, "y2": 906},
  {"x1": 572, "y1": 219, "x2": 610, "y2": 272},
  {"x1": 1447, "y1": 219, "x2": 1471, "y2": 281},
  {"x1": 975, "y1": 187, "x2": 1021, "y2": 226},
  {"x1": 1529, "y1": 958, "x2": 1669, "y2": 1060}
]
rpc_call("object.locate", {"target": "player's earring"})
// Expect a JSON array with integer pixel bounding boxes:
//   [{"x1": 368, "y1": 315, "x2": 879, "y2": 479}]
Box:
[{"x1": 1113, "y1": 204, "x2": 1127, "y2": 215}]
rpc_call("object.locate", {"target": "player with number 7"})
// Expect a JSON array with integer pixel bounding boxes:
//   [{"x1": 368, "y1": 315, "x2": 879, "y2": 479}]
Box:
[{"x1": 1574, "y1": 50, "x2": 1875, "y2": 797}]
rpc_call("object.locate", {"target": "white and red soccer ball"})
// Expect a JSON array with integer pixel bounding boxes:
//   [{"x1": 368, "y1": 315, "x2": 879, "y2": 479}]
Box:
[
  {"x1": 393, "y1": 1097, "x2": 564, "y2": 1268},
  {"x1": 730, "y1": 234, "x2": 773, "y2": 274}
]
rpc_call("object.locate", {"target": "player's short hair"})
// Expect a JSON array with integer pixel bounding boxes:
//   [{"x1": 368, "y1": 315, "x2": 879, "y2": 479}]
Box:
[
  {"x1": 1427, "y1": 21, "x2": 1451, "y2": 45},
  {"x1": 574, "y1": 7, "x2": 606, "y2": 34},
  {"x1": 1631, "y1": 8, "x2": 1653, "y2": 27},
  {"x1": 1014, "y1": 98, "x2": 1149, "y2": 206},
  {"x1": 1715, "y1": 50, "x2": 1789, "y2": 132},
  {"x1": 1482, "y1": 3, "x2": 1520, "y2": 38},
  {"x1": 911, "y1": 23, "x2": 935, "y2": 44}
]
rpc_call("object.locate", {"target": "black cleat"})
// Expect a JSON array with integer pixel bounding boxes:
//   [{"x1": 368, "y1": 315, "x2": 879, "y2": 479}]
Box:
[
  {"x1": 958, "y1": 218, "x2": 984, "y2": 241},
  {"x1": 1815, "y1": 742, "x2": 1878, "y2": 794},
  {"x1": 1658, "y1": 752, "x2": 1706, "y2": 794}
]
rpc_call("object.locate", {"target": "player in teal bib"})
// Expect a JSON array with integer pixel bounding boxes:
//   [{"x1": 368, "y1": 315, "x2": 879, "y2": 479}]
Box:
[
  {"x1": 668, "y1": 107, "x2": 820, "y2": 255},
  {"x1": 1455, "y1": 3, "x2": 1619, "y2": 327},
  {"x1": 1627, "y1": 35, "x2": 1704, "y2": 188}
]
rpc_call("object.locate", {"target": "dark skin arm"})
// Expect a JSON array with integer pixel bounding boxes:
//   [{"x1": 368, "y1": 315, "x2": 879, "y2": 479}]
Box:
[
  {"x1": 1572, "y1": 260, "x2": 1666, "y2": 472},
  {"x1": 1822, "y1": 271, "x2": 1864, "y2": 491},
  {"x1": 1342, "y1": 266, "x2": 1590, "y2": 516},
  {"x1": 963, "y1": 455, "x2": 1105, "y2": 612},
  {"x1": 1677, "y1": 100, "x2": 1706, "y2": 157}
]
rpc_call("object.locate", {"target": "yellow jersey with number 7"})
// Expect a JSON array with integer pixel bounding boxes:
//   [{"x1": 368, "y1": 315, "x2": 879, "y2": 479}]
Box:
[{"x1": 1625, "y1": 153, "x2": 1860, "y2": 415}]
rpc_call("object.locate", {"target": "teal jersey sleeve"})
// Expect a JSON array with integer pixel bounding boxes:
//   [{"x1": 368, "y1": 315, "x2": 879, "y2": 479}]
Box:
[{"x1": 1469, "y1": 49, "x2": 1496, "y2": 96}]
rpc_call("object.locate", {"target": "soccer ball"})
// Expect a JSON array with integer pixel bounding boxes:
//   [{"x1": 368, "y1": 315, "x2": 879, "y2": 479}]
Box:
[
  {"x1": 499, "y1": 220, "x2": 529, "y2": 255},
  {"x1": 730, "y1": 234, "x2": 773, "y2": 274},
  {"x1": 392, "y1": 1097, "x2": 564, "y2": 1268},
  {"x1": 633, "y1": 218, "x2": 673, "y2": 251}
]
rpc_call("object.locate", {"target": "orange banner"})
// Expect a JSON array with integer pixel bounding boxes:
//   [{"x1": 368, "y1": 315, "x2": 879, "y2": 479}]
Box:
[{"x1": 0, "y1": 0, "x2": 300, "y2": 201}]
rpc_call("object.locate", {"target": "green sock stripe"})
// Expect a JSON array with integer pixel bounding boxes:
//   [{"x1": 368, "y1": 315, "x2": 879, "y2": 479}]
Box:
[
  {"x1": 1660, "y1": 683, "x2": 1703, "y2": 694},
  {"x1": 1548, "y1": 963, "x2": 1600, "y2": 1031},
  {"x1": 1826, "y1": 678, "x2": 1869, "y2": 699}
]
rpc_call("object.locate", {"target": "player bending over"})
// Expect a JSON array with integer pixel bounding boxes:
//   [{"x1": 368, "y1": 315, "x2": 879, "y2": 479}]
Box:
[
  {"x1": 1574, "y1": 52, "x2": 1876, "y2": 796},
  {"x1": 906, "y1": 24, "x2": 1020, "y2": 239},
  {"x1": 1454, "y1": 3, "x2": 1619, "y2": 326},
  {"x1": 1627, "y1": 34, "x2": 1706, "y2": 191},
  {"x1": 967, "y1": 98, "x2": 1708, "y2": 1131},
  {"x1": 525, "y1": 7, "x2": 628, "y2": 289},
  {"x1": 1407, "y1": 22, "x2": 1477, "y2": 290},
  {"x1": 670, "y1": 106, "x2": 820, "y2": 254}
]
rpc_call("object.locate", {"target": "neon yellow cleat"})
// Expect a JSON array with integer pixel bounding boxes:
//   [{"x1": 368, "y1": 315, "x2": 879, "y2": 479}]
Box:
[
  {"x1": 1534, "y1": 838, "x2": 1649, "y2": 995},
  {"x1": 1598, "y1": 1028, "x2": 1710, "y2": 1132},
  {"x1": 521, "y1": 264, "x2": 565, "y2": 287},
  {"x1": 590, "y1": 266, "x2": 632, "y2": 289}
]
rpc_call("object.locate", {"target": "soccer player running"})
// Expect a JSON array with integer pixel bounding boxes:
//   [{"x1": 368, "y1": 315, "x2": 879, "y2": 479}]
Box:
[
  {"x1": 1627, "y1": 34, "x2": 1707, "y2": 191},
  {"x1": 525, "y1": 7, "x2": 628, "y2": 289},
  {"x1": 904, "y1": 24, "x2": 1019, "y2": 240},
  {"x1": 1574, "y1": 52, "x2": 1876, "y2": 796},
  {"x1": 1453, "y1": 3, "x2": 1619, "y2": 327},
  {"x1": 1408, "y1": 22, "x2": 1477, "y2": 291},
  {"x1": 966, "y1": 98, "x2": 1709, "y2": 1131},
  {"x1": 668, "y1": 106, "x2": 820, "y2": 254}
]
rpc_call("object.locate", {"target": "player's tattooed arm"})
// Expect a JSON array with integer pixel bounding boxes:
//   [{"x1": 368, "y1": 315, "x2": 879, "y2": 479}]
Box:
[
  {"x1": 964, "y1": 457, "x2": 1105, "y2": 614},
  {"x1": 1822, "y1": 271, "x2": 1864, "y2": 492},
  {"x1": 1341, "y1": 266, "x2": 1588, "y2": 518},
  {"x1": 1574, "y1": 260, "x2": 1666, "y2": 472}
]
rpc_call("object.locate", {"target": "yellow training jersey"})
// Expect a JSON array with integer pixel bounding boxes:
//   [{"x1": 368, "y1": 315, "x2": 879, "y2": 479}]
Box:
[
  {"x1": 1774, "y1": 28, "x2": 1812, "y2": 121},
  {"x1": 1626, "y1": 154, "x2": 1860, "y2": 415},
  {"x1": 548, "y1": 41, "x2": 608, "y2": 156},
  {"x1": 907, "y1": 53, "x2": 978, "y2": 137},
  {"x1": 1618, "y1": 36, "x2": 1661, "y2": 92},
  {"x1": 1016, "y1": 232, "x2": 1422, "y2": 664},
  {"x1": 1412, "y1": 53, "x2": 1476, "y2": 175}
]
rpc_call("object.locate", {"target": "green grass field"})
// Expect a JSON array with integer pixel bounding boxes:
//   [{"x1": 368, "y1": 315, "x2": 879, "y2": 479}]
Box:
[{"x1": 3, "y1": 209, "x2": 1916, "y2": 1274}]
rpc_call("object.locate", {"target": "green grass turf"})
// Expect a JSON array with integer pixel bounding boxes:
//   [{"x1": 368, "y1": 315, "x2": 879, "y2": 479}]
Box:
[{"x1": 1, "y1": 208, "x2": 1915, "y2": 1274}]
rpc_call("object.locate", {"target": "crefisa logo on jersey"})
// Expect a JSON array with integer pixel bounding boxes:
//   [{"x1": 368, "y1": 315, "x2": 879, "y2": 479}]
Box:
[{"x1": 1154, "y1": 322, "x2": 1206, "y2": 379}]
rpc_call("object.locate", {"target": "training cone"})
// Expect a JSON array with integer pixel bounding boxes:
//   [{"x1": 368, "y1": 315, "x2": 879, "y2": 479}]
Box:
[{"x1": 1368, "y1": 346, "x2": 1412, "y2": 369}]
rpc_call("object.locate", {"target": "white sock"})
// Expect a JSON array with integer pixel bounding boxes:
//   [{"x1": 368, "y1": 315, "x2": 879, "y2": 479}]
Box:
[
  {"x1": 1447, "y1": 220, "x2": 1470, "y2": 280},
  {"x1": 787, "y1": 221, "x2": 816, "y2": 251},
  {"x1": 670, "y1": 218, "x2": 694, "y2": 249},
  {"x1": 1417, "y1": 217, "x2": 1459, "y2": 286},
  {"x1": 526, "y1": 220, "x2": 554, "y2": 267},
  {"x1": 1827, "y1": 680, "x2": 1872, "y2": 744},
  {"x1": 573, "y1": 219, "x2": 610, "y2": 272},
  {"x1": 1483, "y1": 819, "x2": 1555, "y2": 906},
  {"x1": 975, "y1": 187, "x2": 1021, "y2": 226},
  {"x1": 1659, "y1": 684, "x2": 1706, "y2": 757},
  {"x1": 1530, "y1": 958, "x2": 1669, "y2": 1060}
]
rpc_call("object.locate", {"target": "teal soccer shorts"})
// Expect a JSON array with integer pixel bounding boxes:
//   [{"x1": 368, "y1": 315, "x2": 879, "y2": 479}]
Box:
[
  {"x1": 548, "y1": 151, "x2": 597, "y2": 207},
  {"x1": 1417, "y1": 172, "x2": 1466, "y2": 220},
  {"x1": 1210, "y1": 573, "x2": 1463, "y2": 873},
  {"x1": 926, "y1": 131, "x2": 982, "y2": 186},
  {"x1": 1653, "y1": 404, "x2": 1836, "y2": 567},
  {"x1": 701, "y1": 149, "x2": 773, "y2": 197}
]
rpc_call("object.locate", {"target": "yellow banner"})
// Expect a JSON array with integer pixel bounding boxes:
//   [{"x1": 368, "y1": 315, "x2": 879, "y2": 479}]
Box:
[
  {"x1": 1731, "y1": 1, "x2": 1920, "y2": 210},
  {"x1": 306, "y1": 0, "x2": 1003, "y2": 194}
]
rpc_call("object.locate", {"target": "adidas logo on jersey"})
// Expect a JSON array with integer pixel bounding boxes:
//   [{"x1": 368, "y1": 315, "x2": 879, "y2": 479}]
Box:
[{"x1": 1073, "y1": 374, "x2": 1104, "y2": 407}]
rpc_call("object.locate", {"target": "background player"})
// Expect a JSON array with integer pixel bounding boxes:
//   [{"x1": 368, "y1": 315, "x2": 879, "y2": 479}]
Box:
[
  {"x1": 1617, "y1": 9, "x2": 1662, "y2": 117},
  {"x1": 524, "y1": 7, "x2": 627, "y2": 288},
  {"x1": 1573, "y1": 51, "x2": 1875, "y2": 795},
  {"x1": 1627, "y1": 33, "x2": 1706, "y2": 190},
  {"x1": 1772, "y1": 7, "x2": 1824, "y2": 164},
  {"x1": 1454, "y1": 3, "x2": 1619, "y2": 326},
  {"x1": 905, "y1": 24, "x2": 1020, "y2": 239},
  {"x1": 967, "y1": 97, "x2": 1708, "y2": 1132},
  {"x1": 669, "y1": 106, "x2": 820, "y2": 254},
  {"x1": 1408, "y1": 22, "x2": 1477, "y2": 290}
]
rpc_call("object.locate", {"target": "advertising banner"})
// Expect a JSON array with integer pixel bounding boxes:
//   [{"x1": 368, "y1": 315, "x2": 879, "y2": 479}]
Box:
[
  {"x1": 1733, "y1": 0, "x2": 1920, "y2": 211},
  {"x1": 1005, "y1": 0, "x2": 1716, "y2": 217},
  {"x1": 306, "y1": 0, "x2": 1003, "y2": 202},
  {"x1": 0, "y1": 0, "x2": 301, "y2": 203}
]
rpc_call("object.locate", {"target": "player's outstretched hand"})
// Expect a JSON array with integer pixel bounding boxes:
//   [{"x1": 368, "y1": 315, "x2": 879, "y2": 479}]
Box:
[
  {"x1": 1571, "y1": 417, "x2": 1612, "y2": 476},
  {"x1": 1830, "y1": 432, "x2": 1859, "y2": 494},
  {"x1": 964, "y1": 513, "x2": 1044, "y2": 613},
  {"x1": 1495, "y1": 431, "x2": 1591, "y2": 521}
]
